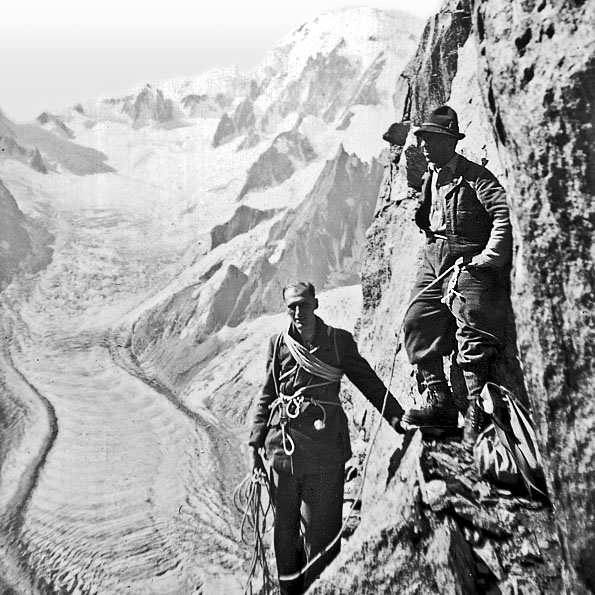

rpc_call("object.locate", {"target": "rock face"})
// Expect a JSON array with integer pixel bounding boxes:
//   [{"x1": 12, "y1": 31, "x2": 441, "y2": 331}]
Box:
[
  {"x1": 212, "y1": 98, "x2": 257, "y2": 147},
  {"x1": 0, "y1": 180, "x2": 32, "y2": 287},
  {"x1": 266, "y1": 145, "x2": 382, "y2": 289},
  {"x1": 347, "y1": 1, "x2": 595, "y2": 594},
  {"x1": 131, "y1": 264, "x2": 248, "y2": 390},
  {"x1": 236, "y1": 128, "x2": 317, "y2": 200},
  {"x1": 263, "y1": 41, "x2": 360, "y2": 128},
  {"x1": 181, "y1": 93, "x2": 232, "y2": 118},
  {"x1": 210, "y1": 205, "x2": 279, "y2": 250},
  {"x1": 1, "y1": 113, "x2": 49, "y2": 174},
  {"x1": 0, "y1": 179, "x2": 53, "y2": 289},
  {"x1": 36, "y1": 113, "x2": 75, "y2": 139},
  {"x1": 228, "y1": 145, "x2": 383, "y2": 322},
  {"x1": 0, "y1": 110, "x2": 114, "y2": 175},
  {"x1": 311, "y1": 433, "x2": 562, "y2": 594},
  {"x1": 122, "y1": 84, "x2": 187, "y2": 128},
  {"x1": 0, "y1": 136, "x2": 48, "y2": 174},
  {"x1": 473, "y1": 1, "x2": 595, "y2": 591}
]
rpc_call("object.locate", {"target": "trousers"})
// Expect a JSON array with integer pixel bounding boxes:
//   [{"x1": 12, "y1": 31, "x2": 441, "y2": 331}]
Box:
[
  {"x1": 403, "y1": 238, "x2": 509, "y2": 369},
  {"x1": 272, "y1": 464, "x2": 344, "y2": 595}
]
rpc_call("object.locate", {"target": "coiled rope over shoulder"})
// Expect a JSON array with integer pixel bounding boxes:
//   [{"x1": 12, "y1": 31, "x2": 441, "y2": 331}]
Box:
[
  {"x1": 267, "y1": 328, "x2": 345, "y2": 455},
  {"x1": 282, "y1": 330, "x2": 343, "y2": 382}
]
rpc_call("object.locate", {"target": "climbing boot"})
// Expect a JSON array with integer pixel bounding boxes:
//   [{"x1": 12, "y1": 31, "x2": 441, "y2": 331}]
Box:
[
  {"x1": 402, "y1": 386, "x2": 459, "y2": 429},
  {"x1": 463, "y1": 398, "x2": 488, "y2": 447},
  {"x1": 462, "y1": 366, "x2": 489, "y2": 447}
]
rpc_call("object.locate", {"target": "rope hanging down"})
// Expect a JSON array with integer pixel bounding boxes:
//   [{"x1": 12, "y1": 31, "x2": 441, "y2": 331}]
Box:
[{"x1": 233, "y1": 469, "x2": 277, "y2": 595}]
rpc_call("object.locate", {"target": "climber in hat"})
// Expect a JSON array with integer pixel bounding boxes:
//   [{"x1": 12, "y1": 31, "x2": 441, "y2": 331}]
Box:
[
  {"x1": 377, "y1": 121, "x2": 410, "y2": 214},
  {"x1": 249, "y1": 281, "x2": 404, "y2": 595},
  {"x1": 400, "y1": 105, "x2": 513, "y2": 445}
]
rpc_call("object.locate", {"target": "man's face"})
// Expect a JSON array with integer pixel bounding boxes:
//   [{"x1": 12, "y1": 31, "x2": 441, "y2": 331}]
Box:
[
  {"x1": 417, "y1": 132, "x2": 457, "y2": 167},
  {"x1": 285, "y1": 295, "x2": 317, "y2": 334},
  {"x1": 388, "y1": 144, "x2": 401, "y2": 163}
]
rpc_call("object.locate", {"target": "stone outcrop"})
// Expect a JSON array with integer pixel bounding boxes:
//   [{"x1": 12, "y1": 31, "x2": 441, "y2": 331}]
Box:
[
  {"x1": 1, "y1": 112, "x2": 49, "y2": 174},
  {"x1": 210, "y1": 204, "x2": 279, "y2": 250},
  {"x1": 36, "y1": 113, "x2": 75, "y2": 139},
  {"x1": 122, "y1": 84, "x2": 187, "y2": 129},
  {"x1": 211, "y1": 112, "x2": 235, "y2": 147},
  {"x1": 342, "y1": 1, "x2": 595, "y2": 594},
  {"x1": 1, "y1": 110, "x2": 114, "y2": 175},
  {"x1": 236, "y1": 128, "x2": 316, "y2": 200},
  {"x1": 0, "y1": 180, "x2": 33, "y2": 288},
  {"x1": 212, "y1": 98, "x2": 257, "y2": 147},
  {"x1": 0, "y1": 136, "x2": 47, "y2": 174},
  {"x1": 130, "y1": 264, "x2": 248, "y2": 390},
  {"x1": 0, "y1": 179, "x2": 53, "y2": 289},
  {"x1": 312, "y1": 433, "x2": 562, "y2": 594},
  {"x1": 181, "y1": 93, "x2": 231, "y2": 118}
]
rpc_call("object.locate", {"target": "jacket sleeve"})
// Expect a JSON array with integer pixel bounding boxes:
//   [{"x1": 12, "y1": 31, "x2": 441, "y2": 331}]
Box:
[
  {"x1": 338, "y1": 330, "x2": 404, "y2": 423},
  {"x1": 471, "y1": 167, "x2": 512, "y2": 268},
  {"x1": 248, "y1": 335, "x2": 278, "y2": 450},
  {"x1": 414, "y1": 172, "x2": 432, "y2": 232}
]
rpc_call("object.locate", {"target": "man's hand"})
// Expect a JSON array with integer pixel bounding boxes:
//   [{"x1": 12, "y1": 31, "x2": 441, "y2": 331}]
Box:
[
  {"x1": 455, "y1": 254, "x2": 488, "y2": 269},
  {"x1": 390, "y1": 416, "x2": 406, "y2": 434},
  {"x1": 250, "y1": 447, "x2": 266, "y2": 475}
]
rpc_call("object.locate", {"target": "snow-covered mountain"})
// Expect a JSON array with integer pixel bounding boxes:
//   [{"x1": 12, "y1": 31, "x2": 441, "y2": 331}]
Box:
[{"x1": 0, "y1": 7, "x2": 425, "y2": 595}]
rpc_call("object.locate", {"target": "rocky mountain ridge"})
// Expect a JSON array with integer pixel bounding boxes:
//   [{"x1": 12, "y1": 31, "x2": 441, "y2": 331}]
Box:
[
  {"x1": 0, "y1": 110, "x2": 115, "y2": 175},
  {"x1": 130, "y1": 144, "x2": 385, "y2": 398}
]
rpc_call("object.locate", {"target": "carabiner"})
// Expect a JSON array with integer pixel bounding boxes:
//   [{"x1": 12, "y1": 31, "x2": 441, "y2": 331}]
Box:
[{"x1": 286, "y1": 396, "x2": 303, "y2": 419}]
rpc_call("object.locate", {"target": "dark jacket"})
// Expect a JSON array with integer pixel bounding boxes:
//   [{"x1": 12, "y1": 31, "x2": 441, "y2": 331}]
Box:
[
  {"x1": 249, "y1": 316, "x2": 403, "y2": 475},
  {"x1": 415, "y1": 154, "x2": 512, "y2": 268}
]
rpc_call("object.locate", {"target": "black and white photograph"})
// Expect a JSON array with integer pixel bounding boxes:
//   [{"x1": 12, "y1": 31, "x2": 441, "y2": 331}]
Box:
[{"x1": 0, "y1": 0, "x2": 593, "y2": 593}]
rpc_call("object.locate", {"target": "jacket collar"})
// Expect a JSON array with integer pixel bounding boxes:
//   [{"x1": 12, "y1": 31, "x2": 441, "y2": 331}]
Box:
[
  {"x1": 428, "y1": 153, "x2": 459, "y2": 177},
  {"x1": 426, "y1": 153, "x2": 478, "y2": 197},
  {"x1": 288, "y1": 316, "x2": 329, "y2": 349}
]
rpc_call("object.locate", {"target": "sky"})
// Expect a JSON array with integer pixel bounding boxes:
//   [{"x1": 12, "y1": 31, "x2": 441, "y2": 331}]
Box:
[{"x1": 1, "y1": 0, "x2": 442, "y2": 123}]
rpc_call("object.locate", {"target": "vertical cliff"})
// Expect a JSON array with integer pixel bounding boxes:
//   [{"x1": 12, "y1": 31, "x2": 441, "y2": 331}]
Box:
[
  {"x1": 474, "y1": 1, "x2": 595, "y2": 591},
  {"x1": 315, "y1": 1, "x2": 595, "y2": 594}
]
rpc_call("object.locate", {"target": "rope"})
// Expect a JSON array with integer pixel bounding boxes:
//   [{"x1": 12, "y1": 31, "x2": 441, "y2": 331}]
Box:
[
  {"x1": 268, "y1": 330, "x2": 344, "y2": 456},
  {"x1": 278, "y1": 261, "x2": 461, "y2": 583},
  {"x1": 233, "y1": 469, "x2": 277, "y2": 595},
  {"x1": 282, "y1": 330, "x2": 343, "y2": 382},
  {"x1": 402, "y1": 260, "x2": 501, "y2": 344}
]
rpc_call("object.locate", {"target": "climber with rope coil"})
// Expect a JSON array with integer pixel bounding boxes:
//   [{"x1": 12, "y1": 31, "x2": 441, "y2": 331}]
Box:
[{"x1": 248, "y1": 281, "x2": 405, "y2": 595}]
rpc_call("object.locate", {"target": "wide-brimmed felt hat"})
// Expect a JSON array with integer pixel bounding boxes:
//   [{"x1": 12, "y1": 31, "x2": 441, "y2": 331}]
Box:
[
  {"x1": 414, "y1": 105, "x2": 465, "y2": 140},
  {"x1": 382, "y1": 122, "x2": 410, "y2": 146}
]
